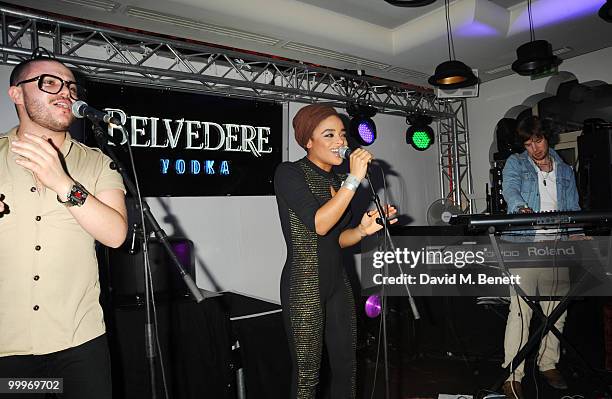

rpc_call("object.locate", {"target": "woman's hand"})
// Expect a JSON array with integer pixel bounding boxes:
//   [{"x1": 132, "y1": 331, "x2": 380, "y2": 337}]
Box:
[
  {"x1": 358, "y1": 205, "x2": 398, "y2": 236},
  {"x1": 348, "y1": 148, "x2": 373, "y2": 181}
]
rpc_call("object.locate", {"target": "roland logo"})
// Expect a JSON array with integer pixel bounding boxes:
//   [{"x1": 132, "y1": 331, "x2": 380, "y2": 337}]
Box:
[{"x1": 527, "y1": 245, "x2": 576, "y2": 256}]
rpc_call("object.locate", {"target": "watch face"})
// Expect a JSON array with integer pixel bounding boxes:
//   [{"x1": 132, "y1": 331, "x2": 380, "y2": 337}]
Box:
[
  {"x1": 69, "y1": 183, "x2": 89, "y2": 206},
  {"x1": 73, "y1": 190, "x2": 86, "y2": 201}
]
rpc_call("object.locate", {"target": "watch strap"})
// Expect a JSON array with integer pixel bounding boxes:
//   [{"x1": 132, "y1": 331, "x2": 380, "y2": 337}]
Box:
[{"x1": 57, "y1": 181, "x2": 89, "y2": 207}]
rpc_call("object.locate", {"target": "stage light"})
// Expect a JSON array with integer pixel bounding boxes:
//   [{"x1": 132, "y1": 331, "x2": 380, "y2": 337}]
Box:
[
  {"x1": 365, "y1": 295, "x2": 382, "y2": 318},
  {"x1": 347, "y1": 103, "x2": 378, "y2": 146},
  {"x1": 406, "y1": 114, "x2": 434, "y2": 151},
  {"x1": 429, "y1": 0, "x2": 478, "y2": 90},
  {"x1": 350, "y1": 118, "x2": 376, "y2": 145},
  {"x1": 511, "y1": 0, "x2": 562, "y2": 76}
]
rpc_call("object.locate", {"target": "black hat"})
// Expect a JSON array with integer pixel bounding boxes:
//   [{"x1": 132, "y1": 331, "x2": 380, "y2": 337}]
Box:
[
  {"x1": 599, "y1": 0, "x2": 612, "y2": 22},
  {"x1": 511, "y1": 40, "x2": 562, "y2": 76},
  {"x1": 428, "y1": 60, "x2": 478, "y2": 90},
  {"x1": 384, "y1": 0, "x2": 436, "y2": 6}
]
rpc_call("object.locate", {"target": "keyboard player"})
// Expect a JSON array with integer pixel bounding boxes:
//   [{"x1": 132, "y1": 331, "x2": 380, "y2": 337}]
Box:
[{"x1": 500, "y1": 116, "x2": 580, "y2": 398}]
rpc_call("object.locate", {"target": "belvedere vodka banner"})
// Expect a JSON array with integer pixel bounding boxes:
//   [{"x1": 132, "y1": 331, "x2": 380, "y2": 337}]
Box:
[{"x1": 76, "y1": 81, "x2": 283, "y2": 197}]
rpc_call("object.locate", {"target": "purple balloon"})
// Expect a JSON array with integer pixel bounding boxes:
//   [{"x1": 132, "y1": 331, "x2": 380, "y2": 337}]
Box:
[{"x1": 365, "y1": 295, "x2": 382, "y2": 318}]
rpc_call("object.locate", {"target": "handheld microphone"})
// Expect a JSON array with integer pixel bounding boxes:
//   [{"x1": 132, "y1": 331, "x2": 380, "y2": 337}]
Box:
[
  {"x1": 72, "y1": 100, "x2": 122, "y2": 125},
  {"x1": 338, "y1": 146, "x2": 352, "y2": 160},
  {"x1": 339, "y1": 146, "x2": 376, "y2": 164}
]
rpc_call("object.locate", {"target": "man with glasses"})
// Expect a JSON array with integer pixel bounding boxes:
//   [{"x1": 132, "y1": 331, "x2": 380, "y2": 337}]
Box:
[{"x1": 0, "y1": 57, "x2": 128, "y2": 398}]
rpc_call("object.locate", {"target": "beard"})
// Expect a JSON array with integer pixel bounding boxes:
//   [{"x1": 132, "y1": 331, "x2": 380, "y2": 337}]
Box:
[{"x1": 23, "y1": 94, "x2": 74, "y2": 132}]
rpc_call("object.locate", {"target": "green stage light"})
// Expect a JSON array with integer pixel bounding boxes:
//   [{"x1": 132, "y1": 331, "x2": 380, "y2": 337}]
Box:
[
  {"x1": 412, "y1": 130, "x2": 432, "y2": 149},
  {"x1": 406, "y1": 115, "x2": 434, "y2": 151}
]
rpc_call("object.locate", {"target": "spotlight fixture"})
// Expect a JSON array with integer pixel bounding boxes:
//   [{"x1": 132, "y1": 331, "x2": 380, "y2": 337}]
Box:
[
  {"x1": 347, "y1": 103, "x2": 378, "y2": 146},
  {"x1": 365, "y1": 295, "x2": 382, "y2": 318},
  {"x1": 599, "y1": 0, "x2": 612, "y2": 23},
  {"x1": 511, "y1": 0, "x2": 562, "y2": 76},
  {"x1": 406, "y1": 114, "x2": 434, "y2": 151},
  {"x1": 428, "y1": 0, "x2": 478, "y2": 90},
  {"x1": 383, "y1": 0, "x2": 436, "y2": 7}
]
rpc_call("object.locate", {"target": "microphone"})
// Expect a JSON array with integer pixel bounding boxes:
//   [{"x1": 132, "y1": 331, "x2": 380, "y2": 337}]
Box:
[
  {"x1": 338, "y1": 146, "x2": 352, "y2": 160},
  {"x1": 72, "y1": 100, "x2": 121, "y2": 125},
  {"x1": 340, "y1": 145, "x2": 394, "y2": 224},
  {"x1": 339, "y1": 146, "x2": 376, "y2": 164}
]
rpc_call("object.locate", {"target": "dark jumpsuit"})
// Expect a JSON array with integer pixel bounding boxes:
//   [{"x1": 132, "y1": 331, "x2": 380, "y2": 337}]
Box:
[{"x1": 274, "y1": 157, "x2": 357, "y2": 399}]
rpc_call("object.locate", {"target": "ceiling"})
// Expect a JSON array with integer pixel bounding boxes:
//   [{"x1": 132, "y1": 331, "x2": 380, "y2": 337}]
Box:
[
  {"x1": 3, "y1": 0, "x2": 611, "y2": 87},
  {"x1": 295, "y1": 0, "x2": 524, "y2": 29}
]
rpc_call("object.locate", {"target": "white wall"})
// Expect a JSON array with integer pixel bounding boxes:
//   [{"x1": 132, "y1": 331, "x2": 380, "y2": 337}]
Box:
[
  {"x1": 467, "y1": 46, "x2": 612, "y2": 212},
  {"x1": 0, "y1": 64, "x2": 439, "y2": 302}
]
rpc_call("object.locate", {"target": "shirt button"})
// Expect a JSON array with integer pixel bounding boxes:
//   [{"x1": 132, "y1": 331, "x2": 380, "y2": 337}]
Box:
[
  {"x1": 33, "y1": 275, "x2": 40, "y2": 281},
  {"x1": 35, "y1": 245, "x2": 41, "y2": 251},
  {"x1": 35, "y1": 216, "x2": 41, "y2": 221},
  {"x1": 30, "y1": 186, "x2": 37, "y2": 192},
  {"x1": 33, "y1": 305, "x2": 39, "y2": 311}
]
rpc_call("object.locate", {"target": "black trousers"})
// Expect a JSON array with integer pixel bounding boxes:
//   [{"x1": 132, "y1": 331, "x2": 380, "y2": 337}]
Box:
[
  {"x1": 0, "y1": 334, "x2": 112, "y2": 399},
  {"x1": 281, "y1": 264, "x2": 356, "y2": 399}
]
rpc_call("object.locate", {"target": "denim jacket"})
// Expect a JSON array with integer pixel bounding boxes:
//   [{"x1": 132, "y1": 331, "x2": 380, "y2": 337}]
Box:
[{"x1": 502, "y1": 148, "x2": 580, "y2": 214}]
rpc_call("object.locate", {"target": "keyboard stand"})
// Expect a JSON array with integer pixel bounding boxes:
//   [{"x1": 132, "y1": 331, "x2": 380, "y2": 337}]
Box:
[{"x1": 486, "y1": 229, "x2": 612, "y2": 396}]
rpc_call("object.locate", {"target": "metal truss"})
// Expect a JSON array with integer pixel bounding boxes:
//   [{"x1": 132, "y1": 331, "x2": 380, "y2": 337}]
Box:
[
  {"x1": 437, "y1": 99, "x2": 475, "y2": 213},
  {"x1": 0, "y1": 4, "x2": 472, "y2": 205},
  {"x1": 0, "y1": 5, "x2": 454, "y2": 119}
]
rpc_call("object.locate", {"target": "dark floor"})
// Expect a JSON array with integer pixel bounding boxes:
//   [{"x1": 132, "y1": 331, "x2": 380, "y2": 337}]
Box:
[
  {"x1": 355, "y1": 296, "x2": 612, "y2": 399},
  {"x1": 359, "y1": 354, "x2": 612, "y2": 399}
]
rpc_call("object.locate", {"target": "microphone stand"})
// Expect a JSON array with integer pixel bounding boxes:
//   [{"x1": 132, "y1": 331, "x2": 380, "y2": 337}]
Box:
[
  {"x1": 91, "y1": 122, "x2": 204, "y2": 399},
  {"x1": 364, "y1": 168, "x2": 420, "y2": 399}
]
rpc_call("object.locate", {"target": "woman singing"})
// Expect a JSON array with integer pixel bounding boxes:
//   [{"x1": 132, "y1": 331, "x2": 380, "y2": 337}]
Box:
[{"x1": 274, "y1": 104, "x2": 396, "y2": 398}]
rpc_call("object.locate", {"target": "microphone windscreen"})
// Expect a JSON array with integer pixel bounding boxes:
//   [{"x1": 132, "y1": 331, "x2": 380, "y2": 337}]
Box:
[
  {"x1": 71, "y1": 100, "x2": 87, "y2": 119},
  {"x1": 338, "y1": 146, "x2": 351, "y2": 160}
]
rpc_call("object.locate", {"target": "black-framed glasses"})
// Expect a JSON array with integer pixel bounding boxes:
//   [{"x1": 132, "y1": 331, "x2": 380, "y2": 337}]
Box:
[{"x1": 16, "y1": 74, "x2": 80, "y2": 100}]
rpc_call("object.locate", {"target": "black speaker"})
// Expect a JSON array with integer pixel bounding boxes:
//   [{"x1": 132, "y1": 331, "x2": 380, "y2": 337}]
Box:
[
  {"x1": 494, "y1": 118, "x2": 522, "y2": 157},
  {"x1": 106, "y1": 237, "x2": 196, "y2": 302},
  {"x1": 578, "y1": 121, "x2": 612, "y2": 210}
]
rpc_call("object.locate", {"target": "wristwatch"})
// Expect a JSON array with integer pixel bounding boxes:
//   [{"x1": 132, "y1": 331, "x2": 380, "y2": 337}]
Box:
[{"x1": 57, "y1": 181, "x2": 89, "y2": 207}]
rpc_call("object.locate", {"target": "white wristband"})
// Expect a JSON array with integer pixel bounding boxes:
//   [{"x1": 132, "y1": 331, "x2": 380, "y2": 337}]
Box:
[{"x1": 341, "y1": 174, "x2": 361, "y2": 192}]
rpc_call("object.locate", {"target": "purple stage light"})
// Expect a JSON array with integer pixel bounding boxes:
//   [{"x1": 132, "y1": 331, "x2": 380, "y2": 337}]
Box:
[
  {"x1": 347, "y1": 104, "x2": 377, "y2": 146},
  {"x1": 171, "y1": 240, "x2": 191, "y2": 267},
  {"x1": 357, "y1": 120, "x2": 376, "y2": 145},
  {"x1": 512, "y1": 0, "x2": 604, "y2": 32},
  {"x1": 365, "y1": 295, "x2": 382, "y2": 318},
  {"x1": 456, "y1": 20, "x2": 500, "y2": 37}
]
